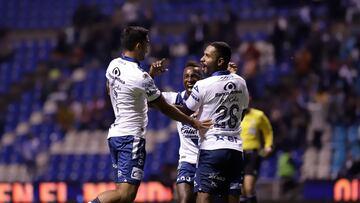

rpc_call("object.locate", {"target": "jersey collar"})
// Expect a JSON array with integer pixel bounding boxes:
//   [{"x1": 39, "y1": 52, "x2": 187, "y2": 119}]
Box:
[
  {"x1": 211, "y1": 70, "x2": 230, "y2": 76},
  {"x1": 183, "y1": 91, "x2": 189, "y2": 101},
  {"x1": 121, "y1": 55, "x2": 141, "y2": 66}
]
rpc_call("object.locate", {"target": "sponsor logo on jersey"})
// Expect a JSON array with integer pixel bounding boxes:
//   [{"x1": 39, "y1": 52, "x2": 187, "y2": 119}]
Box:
[
  {"x1": 112, "y1": 67, "x2": 121, "y2": 77},
  {"x1": 215, "y1": 90, "x2": 242, "y2": 97},
  {"x1": 113, "y1": 86, "x2": 121, "y2": 98},
  {"x1": 223, "y1": 82, "x2": 236, "y2": 90},
  {"x1": 181, "y1": 125, "x2": 198, "y2": 136},
  {"x1": 107, "y1": 73, "x2": 125, "y2": 84}
]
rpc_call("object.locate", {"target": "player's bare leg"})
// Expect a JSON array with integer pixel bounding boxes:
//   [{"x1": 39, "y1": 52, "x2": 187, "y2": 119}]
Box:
[
  {"x1": 177, "y1": 183, "x2": 196, "y2": 203},
  {"x1": 243, "y1": 175, "x2": 257, "y2": 203},
  {"x1": 91, "y1": 183, "x2": 139, "y2": 203},
  {"x1": 228, "y1": 194, "x2": 240, "y2": 203},
  {"x1": 196, "y1": 192, "x2": 211, "y2": 203}
]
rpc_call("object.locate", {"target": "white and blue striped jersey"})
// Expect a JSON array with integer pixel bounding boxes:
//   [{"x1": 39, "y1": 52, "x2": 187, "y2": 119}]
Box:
[
  {"x1": 106, "y1": 56, "x2": 161, "y2": 139},
  {"x1": 162, "y1": 91, "x2": 199, "y2": 164},
  {"x1": 185, "y1": 70, "x2": 249, "y2": 151}
]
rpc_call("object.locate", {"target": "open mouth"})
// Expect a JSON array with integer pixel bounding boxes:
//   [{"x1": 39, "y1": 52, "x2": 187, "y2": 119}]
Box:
[
  {"x1": 187, "y1": 84, "x2": 194, "y2": 89},
  {"x1": 201, "y1": 64, "x2": 208, "y2": 73}
]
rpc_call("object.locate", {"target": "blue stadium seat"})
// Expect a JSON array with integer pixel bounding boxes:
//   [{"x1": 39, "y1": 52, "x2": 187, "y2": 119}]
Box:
[
  {"x1": 0, "y1": 146, "x2": 13, "y2": 163},
  {"x1": 331, "y1": 149, "x2": 346, "y2": 176},
  {"x1": 333, "y1": 126, "x2": 347, "y2": 143},
  {"x1": 350, "y1": 144, "x2": 360, "y2": 160},
  {"x1": 259, "y1": 154, "x2": 277, "y2": 179},
  {"x1": 347, "y1": 125, "x2": 359, "y2": 143},
  {"x1": 164, "y1": 132, "x2": 180, "y2": 164}
]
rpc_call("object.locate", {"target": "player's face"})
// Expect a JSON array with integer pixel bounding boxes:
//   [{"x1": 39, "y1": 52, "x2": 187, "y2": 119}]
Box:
[
  {"x1": 200, "y1": 45, "x2": 218, "y2": 75},
  {"x1": 183, "y1": 67, "x2": 202, "y2": 94}
]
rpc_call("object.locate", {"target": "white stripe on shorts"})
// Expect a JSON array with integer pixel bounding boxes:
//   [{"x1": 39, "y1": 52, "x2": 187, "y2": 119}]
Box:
[{"x1": 132, "y1": 137, "x2": 140, "y2": 159}]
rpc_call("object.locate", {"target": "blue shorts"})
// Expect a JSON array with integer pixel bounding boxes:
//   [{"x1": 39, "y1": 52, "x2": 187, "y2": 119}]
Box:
[
  {"x1": 194, "y1": 149, "x2": 244, "y2": 195},
  {"x1": 176, "y1": 161, "x2": 196, "y2": 185},
  {"x1": 108, "y1": 136, "x2": 146, "y2": 185}
]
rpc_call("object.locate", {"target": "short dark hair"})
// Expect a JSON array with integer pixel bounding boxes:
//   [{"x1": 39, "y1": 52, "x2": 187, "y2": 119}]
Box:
[
  {"x1": 185, "y1": 60, "x2": 200, "y2": 68},
  {"x1": 210, "y1": 41, "x2": 232, "y2": 65},
  {"x1": 121, "y1": 26, "x2": 149, "y2": 51}
]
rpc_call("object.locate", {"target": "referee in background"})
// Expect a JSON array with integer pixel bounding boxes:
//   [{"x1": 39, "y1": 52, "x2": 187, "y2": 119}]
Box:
[{"x1": 239, "y1": 108, "x2": 273, "y2": 203}]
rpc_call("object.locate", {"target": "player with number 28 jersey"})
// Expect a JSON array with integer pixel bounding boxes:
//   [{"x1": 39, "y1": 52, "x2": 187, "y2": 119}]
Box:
[
  {"x1": 186, "y1": 72, "x2": 249, "y2": 151},
  {"x1": 183, "y1": 42, "x2": 249, "y2": 202}
]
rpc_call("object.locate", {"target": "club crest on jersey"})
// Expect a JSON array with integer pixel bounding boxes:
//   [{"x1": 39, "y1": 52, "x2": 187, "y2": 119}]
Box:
[
  {"x1": 224, "y1": 82, "x2": 236, "y2": 91},
  {"x1": 112, "y1": 67, "x2": 121, "y2": 77}
]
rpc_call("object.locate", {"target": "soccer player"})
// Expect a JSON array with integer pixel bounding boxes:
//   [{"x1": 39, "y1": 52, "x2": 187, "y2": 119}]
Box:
[
  {"x1": 150, "y1": 61, "x2": 202, "y2": 203},
  {"x1": 180, "y1": 42, "x2": 250, "y2": 203},
  {"x1": 227, "y1": 63, "x2": 274, "y2": 203},
  {"x1": 90, "y1": 26, "x2": 212, "y2": 203}
]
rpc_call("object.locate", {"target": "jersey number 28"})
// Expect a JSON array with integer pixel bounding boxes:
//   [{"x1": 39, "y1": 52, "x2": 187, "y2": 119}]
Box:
[{"x1": 214, "y1": 104, "x2": 239, "y2": 129}]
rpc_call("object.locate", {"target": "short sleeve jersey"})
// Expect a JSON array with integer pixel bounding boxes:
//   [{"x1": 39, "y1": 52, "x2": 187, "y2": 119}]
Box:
[
  {"x1": 162, "y1": 91, "x2": 199, "y2": 164},
  {"x1": 106, "y1": 56, "x2": 161, "y2": 139},
  {"x1": 185, "y1": 71, "x2": 249, "y2": 151}
]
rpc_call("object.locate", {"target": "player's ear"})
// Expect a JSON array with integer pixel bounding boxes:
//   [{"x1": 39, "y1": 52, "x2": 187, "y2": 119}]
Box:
[
  {"x1": 135, "y1": 42, "x2": 142, "y2": 50},
  {"x1": 217, "y1": 57, "x2": 224, "y2": 67}
]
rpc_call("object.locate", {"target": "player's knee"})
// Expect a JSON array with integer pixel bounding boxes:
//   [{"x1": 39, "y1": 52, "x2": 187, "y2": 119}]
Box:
[
  {"x1": 113, "y1": 187, "x2": 137, "y2": 202},
  {"x1": 123, "y1": 189, "x2": 137, "y2": 202},
  {"x1": 179, "y1": 193, "x2": 192, "y2": 203},
  {"x1": 122, "y1": 194, "x2": 136, "y2": 203},
  {"x1": 244, "y1": 186, "x2": 255, "y2": 196}
]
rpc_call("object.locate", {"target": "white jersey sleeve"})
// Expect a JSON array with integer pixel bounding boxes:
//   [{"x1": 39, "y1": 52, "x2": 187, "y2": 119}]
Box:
[
  {"x1": 185, "y1": 82, "x2": 203, "y2": 112},
  {"x1": 240, "y1": 85, "x2": 249, "y2": 109},
  {"x1": 162, "y1": 91, "x2": 178, "y2": 104},
  {"x1": 141, "y1": 72, "x2": 161, "y2": 102}
]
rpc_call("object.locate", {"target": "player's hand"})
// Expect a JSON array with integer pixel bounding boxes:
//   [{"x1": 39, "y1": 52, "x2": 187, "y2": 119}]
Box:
[
  {"x1": 260, "y1": 147, "x2": 273, "y2": 158},
  {"x1": 191, "y1": 111, "x2": 199, "y2": 119},
  {"x1": 192, "y1": 118, "x2": 212, "y2": 140},
  {"x1": 149, "y1": 58, "x2": 167, "y2": 78},
  {"x1": 227, "y1": 62, "x2": 238, "y2": 74}
]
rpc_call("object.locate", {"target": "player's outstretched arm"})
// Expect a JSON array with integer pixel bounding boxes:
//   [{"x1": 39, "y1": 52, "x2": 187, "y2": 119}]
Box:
[
  {"x1": 150, "y1": 95, "x2": 212, "y2": 130},
  {"x1": 173, "y1": 104, "x2": 194, "y2": 116}
]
